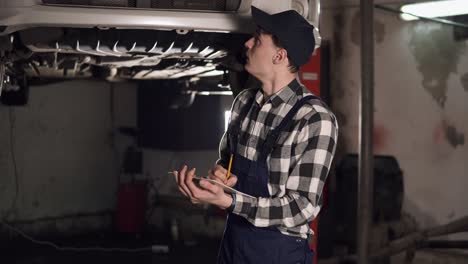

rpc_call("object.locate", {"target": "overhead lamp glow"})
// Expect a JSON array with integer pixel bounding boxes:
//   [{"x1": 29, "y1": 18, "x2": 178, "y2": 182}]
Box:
[{"x1": 400, "y1": 0, "x2": 468, "y2": 21}]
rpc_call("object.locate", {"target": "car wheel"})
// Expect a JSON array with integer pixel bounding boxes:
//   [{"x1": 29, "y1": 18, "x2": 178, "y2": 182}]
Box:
[
  {"x1": 0, "y1": 62, "x2": 5, "y2": 96},
  {"x1": 1, "y1": 75, "x2": 29, "y2": 106}
]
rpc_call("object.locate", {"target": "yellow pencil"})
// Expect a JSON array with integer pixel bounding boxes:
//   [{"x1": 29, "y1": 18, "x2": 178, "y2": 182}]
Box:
[{"x1": 226, "y1": 154, "x2": 234, "y2": 180}]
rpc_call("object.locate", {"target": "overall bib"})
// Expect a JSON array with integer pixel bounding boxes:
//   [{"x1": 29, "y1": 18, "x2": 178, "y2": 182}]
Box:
[{"x1": 217, "y1": 92, "x2": 316, "y2": 264}]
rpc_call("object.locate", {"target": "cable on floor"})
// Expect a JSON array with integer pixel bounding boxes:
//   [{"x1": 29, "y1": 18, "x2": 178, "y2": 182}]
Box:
[
  {"x1": 2, "y1": 107, "x2": 19, "y2": 221},
  {"x1": 0, "y1": 220, "x2": 161, "y2": 253}
]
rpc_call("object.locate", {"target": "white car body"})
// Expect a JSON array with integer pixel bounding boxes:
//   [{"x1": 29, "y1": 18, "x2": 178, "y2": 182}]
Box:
[
  {"x1": 0, "y1": 0, "x2": 320, "y2": 96},
  {"x1": 0, "y1": 0, "x2": 319, "y2": 36}
]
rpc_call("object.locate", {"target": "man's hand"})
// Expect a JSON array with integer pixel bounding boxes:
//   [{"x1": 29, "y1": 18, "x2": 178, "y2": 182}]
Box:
[
  {"x1": 208, "y1": 164, "x2": 238, "y2": 187},
  {"x1": 173, "y1": 165, "x2": 232, "y2": 209}
]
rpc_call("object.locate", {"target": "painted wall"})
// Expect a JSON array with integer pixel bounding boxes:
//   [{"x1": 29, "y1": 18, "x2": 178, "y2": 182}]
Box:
[
  {"x1": 0, "y1": 80, "x2": 137, "y2": 234},
  {"x1": 321, "y1": 0, "x2": 467, "y2": 238}
]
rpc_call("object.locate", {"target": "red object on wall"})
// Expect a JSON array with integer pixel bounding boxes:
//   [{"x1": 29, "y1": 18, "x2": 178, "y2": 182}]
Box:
[
  {"x1": 116, "y1": 181, "x2": 147, "y2": 234},
  {"x1": 299, "y1": 46, "x2": 329, "y2": 264},
  {"x1": 300, "y1": 47, "x2": 321, "y2": 96}
]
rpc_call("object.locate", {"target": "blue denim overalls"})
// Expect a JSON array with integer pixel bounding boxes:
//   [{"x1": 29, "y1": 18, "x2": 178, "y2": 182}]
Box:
[{"x1": 217, "y1": 90, "x2": 316, "y2": 264}]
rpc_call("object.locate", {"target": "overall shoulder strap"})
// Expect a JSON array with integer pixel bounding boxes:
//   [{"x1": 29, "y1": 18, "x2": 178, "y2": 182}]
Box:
[
  {"x1": 227, "y1": 90, "x2": 257, "y2": 153},
  {"x1": 259, "y1": 95, "x2": 318, "y2": 162}
]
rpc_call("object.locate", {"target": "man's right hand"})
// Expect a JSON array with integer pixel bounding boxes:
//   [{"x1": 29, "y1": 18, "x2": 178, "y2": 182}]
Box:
[{"x1": 208, "y1": 164, "x2": 238, "y2": 187}]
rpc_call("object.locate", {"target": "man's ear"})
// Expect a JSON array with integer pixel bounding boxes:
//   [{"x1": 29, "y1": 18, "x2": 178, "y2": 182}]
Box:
[{"x1": 272, "y1": 49, "x2": 288, "y2": 64}]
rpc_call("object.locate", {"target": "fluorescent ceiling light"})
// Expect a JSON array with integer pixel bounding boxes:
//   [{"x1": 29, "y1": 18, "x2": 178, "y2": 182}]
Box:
[{"x1": 400, "y1": 0, "x2": 468, "y2": 21}]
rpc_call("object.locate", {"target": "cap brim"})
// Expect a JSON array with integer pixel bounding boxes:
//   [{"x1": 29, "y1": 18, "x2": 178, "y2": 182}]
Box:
[{"x1": 251, "y1": 6, "x2": 275, "y2": 34}]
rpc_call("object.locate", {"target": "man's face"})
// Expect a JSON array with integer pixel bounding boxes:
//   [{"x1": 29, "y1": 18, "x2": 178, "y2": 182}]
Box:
[{"x1": 244, "y1": 28, "x2": 279, "y2": 79}]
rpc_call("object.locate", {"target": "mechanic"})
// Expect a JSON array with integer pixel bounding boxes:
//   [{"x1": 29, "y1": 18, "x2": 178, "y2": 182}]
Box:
[{"x1": 173, "y1": 5, "x2": 338, "y2": 264}]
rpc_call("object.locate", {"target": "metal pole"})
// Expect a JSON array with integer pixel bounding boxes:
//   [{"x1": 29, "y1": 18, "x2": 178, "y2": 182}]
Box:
[{"x1": 358, "y1": 0, "x2": 374, "y2": 263}]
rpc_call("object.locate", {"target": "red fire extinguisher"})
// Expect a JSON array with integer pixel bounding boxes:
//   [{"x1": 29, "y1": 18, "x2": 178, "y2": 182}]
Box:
[{"x1": 116, "y1": 146, "x2": 147, "y2": 234}]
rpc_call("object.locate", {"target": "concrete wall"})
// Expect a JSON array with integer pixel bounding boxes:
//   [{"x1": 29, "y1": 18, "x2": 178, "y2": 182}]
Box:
[
  {"x1": 321, "y1": 0, "x2": 467, "y2": 238},
  {"x1": 0, "y1": 80, "x2": 137, "y2": 234}
]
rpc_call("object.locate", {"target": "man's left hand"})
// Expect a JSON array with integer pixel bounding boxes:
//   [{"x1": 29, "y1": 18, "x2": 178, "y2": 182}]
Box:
[{"x1": 173, "y1": 165, "x2": 232, "y2": 209}]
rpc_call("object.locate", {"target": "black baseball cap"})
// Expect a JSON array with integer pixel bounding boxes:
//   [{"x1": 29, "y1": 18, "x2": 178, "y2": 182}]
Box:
[{"x1": 251, "y1": 6, "x2": 316, "y2": 67}]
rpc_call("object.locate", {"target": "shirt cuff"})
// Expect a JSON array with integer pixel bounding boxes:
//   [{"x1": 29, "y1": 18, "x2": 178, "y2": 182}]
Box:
[
  {"x1": 226, "y1": 193, "x2": 236, "y2": 212},
  {"x1": 232, "y1": 193, "x2": 256, "y2": 216}
]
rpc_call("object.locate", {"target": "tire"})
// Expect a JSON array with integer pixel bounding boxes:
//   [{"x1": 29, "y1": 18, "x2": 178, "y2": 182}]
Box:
[
  {"x1": 1, "y1": 75, "x2": 29, "y2": 106},
  {"x1": 0, "y1": 62, "x2": 5, "y2": 97}
]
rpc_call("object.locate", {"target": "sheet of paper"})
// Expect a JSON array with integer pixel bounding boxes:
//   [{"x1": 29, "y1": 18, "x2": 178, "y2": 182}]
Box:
[{"x1": 193, "y1": 176, "x2": 255, "y2": 199}]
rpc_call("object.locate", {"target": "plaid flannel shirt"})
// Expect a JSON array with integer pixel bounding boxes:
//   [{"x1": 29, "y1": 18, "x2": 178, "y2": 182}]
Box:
[{"x1": 217, "y1": 79, "x2": 338, "y2": 239}]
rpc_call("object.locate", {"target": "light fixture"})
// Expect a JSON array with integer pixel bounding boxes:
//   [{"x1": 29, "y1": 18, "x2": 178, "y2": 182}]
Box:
[
  {"x1": 400, "y1": 0, "x2": 468, "y2": 21},
  {"x1": 224, "y1": 110, "x2": 231, "y2": 131}
]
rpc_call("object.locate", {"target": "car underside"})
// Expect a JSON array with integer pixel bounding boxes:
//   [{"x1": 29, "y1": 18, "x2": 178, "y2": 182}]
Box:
[
  {"x1": 0, "y1": 0, "x2": 319, "y2": 102},
  {"x1": 5, "y1": 27, "x2": 248, "y2": 80}
]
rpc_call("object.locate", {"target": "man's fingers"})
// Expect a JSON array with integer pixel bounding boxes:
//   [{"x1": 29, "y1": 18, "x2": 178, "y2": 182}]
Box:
[
  {"x1": 199, "y1": 179, "x2": 221, "y2": 194},
  {"x1": 179, "y1": 165, "x2": 195, "y2": 199},
  {"x1": 208, "y1": 164, "x2": 229, "y2": 183},
  {"x1": 177, "y1": 186, "x2": 189, "y2": 198},
  {"x1": 185, "y1": 167, "x2": 197, "y2": 189},
  {"x1": 209, "y1": 174, "x2": 225, "y2": 183},
  {"x1": 173, "y1": 171, "x2": 179, "y2": 185},
  {"x1": 175, "y1": 164, "x2": 231, "y2": 207},
  {"x1": 185, "y1": 167, "x2": 208, "y2": 200},
  {"x1": 214, "y1": 165, "x2": 227, "y2": 177},
  {"x1": 191, "y1": 198, "x2": 202, "y2": 204},
  {"x1": 226, "y1": 174, "x2": 238, "y2": 187},
  {"x1": 174, "y1": 168, "x2": 192, "y2": 198},
  {"x1": 173, "y1": 170, "x2": 188, "y2": 197},
  {"x1": 187, "y1": 167, "x2": 196, "y2": 180}
]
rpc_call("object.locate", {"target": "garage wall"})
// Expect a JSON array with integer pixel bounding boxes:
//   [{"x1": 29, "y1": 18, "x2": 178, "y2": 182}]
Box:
[
  {"x1": 142, "y1": 95, "x2": 234, "y2": 239},
  {"x1": 143, "y1": 93, "x2": 234, "y2": 191},
  {"x1": 321, "y1": 3, "x2": 468, "y2": 236},
  {"x1": 0, "y1": 80, "x2": 137, "y2": 234}
]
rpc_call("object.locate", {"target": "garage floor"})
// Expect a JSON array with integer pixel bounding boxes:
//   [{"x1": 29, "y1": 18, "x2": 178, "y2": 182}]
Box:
[{"x1": 3, "y1": 232, "x2": 220, "y2": 264}]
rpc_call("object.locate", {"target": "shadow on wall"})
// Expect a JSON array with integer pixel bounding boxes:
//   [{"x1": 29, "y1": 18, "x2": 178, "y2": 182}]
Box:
[{"x1": 403, "y1": 197, "x2": 439, "y2": 231}]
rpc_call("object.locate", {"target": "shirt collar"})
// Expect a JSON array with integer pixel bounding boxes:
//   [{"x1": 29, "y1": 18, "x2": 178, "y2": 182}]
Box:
[{"x1": 254, "y1": 78, "x2": 301, "y2": 108}]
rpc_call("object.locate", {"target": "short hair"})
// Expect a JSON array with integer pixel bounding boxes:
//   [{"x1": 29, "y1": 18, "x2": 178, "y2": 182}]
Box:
[{"x1": 257, "y1": 27, "x2": 300, "y2": 73}]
